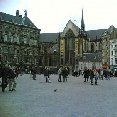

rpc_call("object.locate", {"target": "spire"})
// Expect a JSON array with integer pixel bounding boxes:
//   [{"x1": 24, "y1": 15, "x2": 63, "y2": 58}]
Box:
[{"x1": 81, "y1": 8, "x2": 85, "y2": 31}]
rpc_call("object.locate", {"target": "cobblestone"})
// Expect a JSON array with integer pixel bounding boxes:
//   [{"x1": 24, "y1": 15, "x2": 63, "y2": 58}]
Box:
[{"x1": 0, "y1": 74, "x2": 117, "y2": 117}]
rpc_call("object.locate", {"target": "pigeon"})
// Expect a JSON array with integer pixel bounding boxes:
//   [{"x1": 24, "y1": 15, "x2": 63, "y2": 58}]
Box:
[{"x1": 54, "y1": 89, "x2": 57, "y2": 92}]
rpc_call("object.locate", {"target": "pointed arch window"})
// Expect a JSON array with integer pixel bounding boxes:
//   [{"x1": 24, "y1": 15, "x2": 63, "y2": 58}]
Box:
[
  {"x1": 91, "y1": 43, "x2": 94, "y2": 52},
  {"x1": 65, "y1": 29, "x2": 75, "y2": 50}
]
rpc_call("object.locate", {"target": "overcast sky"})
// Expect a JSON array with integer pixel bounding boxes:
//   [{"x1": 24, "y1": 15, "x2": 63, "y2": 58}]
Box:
[{"x1": 0, "y1": 0, "x2": 117, "y2": 33}]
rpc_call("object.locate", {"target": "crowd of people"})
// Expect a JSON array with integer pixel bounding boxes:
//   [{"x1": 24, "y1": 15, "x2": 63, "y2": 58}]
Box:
[
  {"x1": 74, "y1": 68, "x2": 111, "y2": 85},
  {"x1": 0, "y1": 64, "x2": 18, "y2": 92},
  {"x1": 0, "y1": 63, "x2": 115, "y2": 92}
]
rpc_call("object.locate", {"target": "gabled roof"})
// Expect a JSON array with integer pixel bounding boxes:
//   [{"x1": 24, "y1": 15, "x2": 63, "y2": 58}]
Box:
[
  {"x1": 0, "y1": 11, "x2": 38, "y2": 29},
  {"x1": 61, "y1": 20, "x2": 80, "y2": 37},
  {"x1": 22, "y1": 16, "x2": 37, "y2": 28},
  {"x1": 107, "y1": 25, "x2": 117, "y2": 33}
]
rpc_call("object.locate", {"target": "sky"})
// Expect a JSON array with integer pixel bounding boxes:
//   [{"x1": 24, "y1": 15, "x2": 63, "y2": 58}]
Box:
[{"x1": 0, "y1": 0, "x2": 117, "y2": 33}]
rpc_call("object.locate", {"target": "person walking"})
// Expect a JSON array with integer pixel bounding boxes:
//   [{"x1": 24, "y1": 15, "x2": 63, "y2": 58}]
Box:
[
  {"x1": 94, "y1": 70, "x2": 99, "y2": 85},
  {"x1": 44, "y1": 67, "x2": 51, "y2": 83},
  {"x1": 83, "y1": 68, "x2": 89, "y2": 82},
  {"x1": 31, "y1": 66, "x2": 37, "y2": 80},
  {"x1": 1, "y1": 64, "x2": 9, "y2": 92},
  {"x1": 100, "y1": 69, "x2": 104, "y2": 80},
  {"x1": 58, "y1": 67, "x2": 62, "y2": 82},
  {"x1": 62, "y1": 67, "x2": 68, "y2": 82},
  {"x1": 7, "y1": 65, "x2": 17, "y2": 91},
  {"x1": 90, "y1": 69, "x2": 94, "y2": 85},
  {"x1": 104, "y1": 69, "x2": 110, "y2": 80}
]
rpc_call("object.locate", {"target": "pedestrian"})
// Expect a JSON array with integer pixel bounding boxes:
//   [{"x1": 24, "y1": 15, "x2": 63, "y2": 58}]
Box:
[
  {"x1": 78, "y1": 69, "x2": 81, "y2": 76},
  {"x1": 31, "y1": 66, "x2": 37, "y2": 80},
  {"x1": 104, "y1": 69, "x2": 110, "y2": 80},
  {"x1": 7, "y1": 65, "x2": 17, "y2": 91},
  {"x1": 62, "y1": 67, "x2": 68, "y2": 82},
  {"x1": 73, "y1": 70, "x2": 78, "y2": 77},
  {"x1": 14, "y1": 66, "x2": 19, "y2": 79},
  {"x1": 83, "y1": 68, "x2": 89, "y2": 82},
  {"x1": 1, "y1": 64, "x2": 9, "y2": 92},
  {"x1": 90, "y1": 69, "x2": 94, "y2": 85},
  {"x1": 94, "y1": 70, "x2": 99, "y2": 85},
  {"x1": 44, "y1": 67, "x2": 51, "y2": 83},
  {"x1": 58, "y1": 67, "x2": 62, "y2": 82},
  {"x1": 100, "y1": 69, "x2": 103, "y2": 80}
]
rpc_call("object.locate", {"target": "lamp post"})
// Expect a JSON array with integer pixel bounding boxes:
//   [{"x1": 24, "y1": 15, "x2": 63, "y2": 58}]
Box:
[{"x1": 53, "y1": 49, "x2": 57, "y2": 66}]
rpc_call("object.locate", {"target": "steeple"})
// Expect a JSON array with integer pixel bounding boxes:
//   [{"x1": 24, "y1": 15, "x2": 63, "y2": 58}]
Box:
[{"x1": 81, "y1": 8, "x2": 85, "y2": 31}]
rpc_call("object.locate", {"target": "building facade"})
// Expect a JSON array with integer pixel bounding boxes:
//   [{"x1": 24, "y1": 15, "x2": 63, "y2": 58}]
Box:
[
  {"x1": 109, "y1": 31, "x2": 117, "y2": 70},
  {"x1": 38, "y1": 42, "x2": 58, "y2": 67},
  {"x1": 58, "y1": 9, "x2": 102, "y2": 71},
  {"x1": 0, "y1": 10, "x2": 41, "y2": 67},
  {"x1": 39, "y1": 10, "x2": 117, "y2": 71},
  {"x1": 101, "y1": 25, "x2": 117, "y2": 70}
]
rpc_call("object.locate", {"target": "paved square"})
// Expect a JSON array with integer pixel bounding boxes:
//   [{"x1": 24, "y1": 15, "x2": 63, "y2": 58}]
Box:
[{"x1": 0, "y1": 74, "x2": 117, "y2": 117}]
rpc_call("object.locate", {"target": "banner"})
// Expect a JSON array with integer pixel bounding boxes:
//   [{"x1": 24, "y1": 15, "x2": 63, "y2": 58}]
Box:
[{"x1": 60, "y1": 39, "x2": 64, "y2": 55}]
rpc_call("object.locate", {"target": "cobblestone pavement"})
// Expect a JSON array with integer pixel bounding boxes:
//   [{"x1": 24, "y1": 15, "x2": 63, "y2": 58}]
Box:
[{"x1": 0, "y1": 74, "x2": 117, "y2": 117}]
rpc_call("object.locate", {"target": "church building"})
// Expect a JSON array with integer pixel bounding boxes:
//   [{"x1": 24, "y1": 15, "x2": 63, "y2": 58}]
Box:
[{"x1": 58, "y1": 9, "x2": 103, "y2": 71}]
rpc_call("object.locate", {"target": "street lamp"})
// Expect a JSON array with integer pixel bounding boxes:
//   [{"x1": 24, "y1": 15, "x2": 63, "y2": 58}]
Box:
[{"x1": 53, "y1": 49, "x2": 57, "y2": 66}]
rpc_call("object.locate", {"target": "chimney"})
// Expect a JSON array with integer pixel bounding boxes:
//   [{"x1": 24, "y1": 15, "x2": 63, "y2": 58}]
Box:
[{"x1": 16, "y1": 10, "x2": 19, "y2": 16}]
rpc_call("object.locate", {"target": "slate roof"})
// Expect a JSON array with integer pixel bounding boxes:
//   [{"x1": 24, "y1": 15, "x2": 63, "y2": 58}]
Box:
[
  {"x1": 107, "y1": 25, "x2": 117, "y2": 33},
  {"x1": 40, "y1": 33, "x2": 59, "y2": 42},
  {"x1": 40, "y1": 26, "x2": 117, "y2": 42},
  {"x1": 86, "y1": 29, "x2": 106, "y2": 40},
  {"x1": 22, "y1": 16, "x2": 37, "y2": 28},
  {"x1": 0, "y1": 11, "x2": 38, "y2": 29},
  {"x1": 40, "y1": 29, "x2": 106, "y2": 42}
]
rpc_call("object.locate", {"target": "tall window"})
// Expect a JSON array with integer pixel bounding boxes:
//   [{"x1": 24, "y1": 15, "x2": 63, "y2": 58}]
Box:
[
  {"x1": 111, "y1": 51, "x2": 113, "y2": 56},
  {"x1": 111, "y1": 58, "x2": 113, "y2": 65},
  {"x1": 115, "y1": 51, "x2": 117, "y2": 56},
  {"x1": 115, "y1": 58, "x2": 117, "y2": 64},
  {"x1": 3, "y1": 46, "x2": 8, "y2": 53},
  {"x1": 91, "y1": 43, "x2": 94, "y2": 52}
]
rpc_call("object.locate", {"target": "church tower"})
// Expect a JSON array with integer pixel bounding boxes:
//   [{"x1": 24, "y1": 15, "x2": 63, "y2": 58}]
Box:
[
  {"x1": 81, "y1": 8, "x2": 85, "y2": 31},
  {"x1": 80, "y1": 8, "x2": 88, "y2": 53}
]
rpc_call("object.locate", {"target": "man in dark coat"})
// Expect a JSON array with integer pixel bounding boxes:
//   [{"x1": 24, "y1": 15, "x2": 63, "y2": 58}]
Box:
[
  {"x1": 1, "y1": 64, "x2": 9, "y2": 92},
  {"x1": 90, "y1": 69, "x2": 94, "y2": 85},
  {"x1": 84, "y1": 69, "x2": 89, "y2": 82},
  {"x1": 31, "y1": 67, "x2": 37, "y2": 80},
  {"x1": 44, "y1": 67, "x2": 50, "y2": 83},
  {"x1": 62, "y1": 67, "x2": 68, "y2": 82}
]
